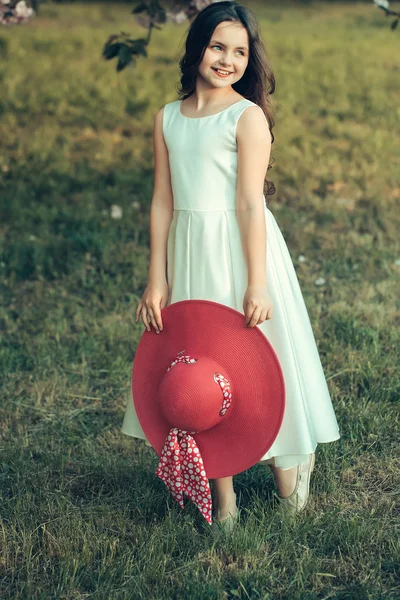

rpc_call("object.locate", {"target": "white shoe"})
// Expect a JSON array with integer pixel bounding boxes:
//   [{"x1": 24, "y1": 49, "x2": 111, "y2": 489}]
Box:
[{"x1": 278, "y1": 453, "x2": 316, "y2": 513}]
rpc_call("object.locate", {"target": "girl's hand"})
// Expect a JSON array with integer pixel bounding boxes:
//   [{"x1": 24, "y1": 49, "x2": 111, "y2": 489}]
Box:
[
  {"x1": 243, "y1": 284, "x2": 273, "y2": 328},
  {"x1": 135, "y1": 280, "x2": 169, "y2": 333}
]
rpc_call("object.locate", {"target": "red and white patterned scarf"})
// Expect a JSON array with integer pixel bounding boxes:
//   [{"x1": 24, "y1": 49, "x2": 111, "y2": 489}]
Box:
[{"x1": 155, "y1": 354, "x2": 232, "y2": 525}]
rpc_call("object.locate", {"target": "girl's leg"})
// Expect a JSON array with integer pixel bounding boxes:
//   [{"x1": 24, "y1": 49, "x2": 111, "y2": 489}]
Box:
[
  {"x1": 211, "y1": 476, "x2": 236, "y2": 519},
  {"x1": 211, "y1": 461, "x2": 300, "y2": 503},
  {"x1": 265, "y1": 457, "x2": 300, "y2": 498}
]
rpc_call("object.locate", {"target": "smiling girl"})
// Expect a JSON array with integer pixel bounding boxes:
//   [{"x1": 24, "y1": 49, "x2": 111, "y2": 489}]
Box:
[{"x1": 122, "y1": 1, "x2": 340, "y2": 528}]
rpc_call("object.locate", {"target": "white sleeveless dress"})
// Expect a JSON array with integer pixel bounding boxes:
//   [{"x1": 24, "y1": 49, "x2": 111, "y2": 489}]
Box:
[{"x1": 121, "y1": 98, "x2": 340, "y2": 469}]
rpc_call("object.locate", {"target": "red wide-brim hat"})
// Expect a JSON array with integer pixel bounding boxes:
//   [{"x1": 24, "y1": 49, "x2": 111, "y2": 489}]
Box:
[{"x1": 132, "y1": 300, "x2": 285, "y2": 480}]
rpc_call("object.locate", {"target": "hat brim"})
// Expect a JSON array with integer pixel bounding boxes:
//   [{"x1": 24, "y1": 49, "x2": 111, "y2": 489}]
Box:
[{"x1": 132, "y1": 300, "x2": 285, "y2": 478}]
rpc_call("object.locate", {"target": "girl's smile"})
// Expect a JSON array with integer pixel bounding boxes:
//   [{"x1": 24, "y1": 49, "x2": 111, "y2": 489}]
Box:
[{"x1": 212, "y1": 67, "x2": 234, "y2": 77}]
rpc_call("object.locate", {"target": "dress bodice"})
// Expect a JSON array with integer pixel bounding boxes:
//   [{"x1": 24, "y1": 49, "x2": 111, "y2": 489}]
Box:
[{"x1": 162, "y1": 98, "x2": 260, "y2": 211}]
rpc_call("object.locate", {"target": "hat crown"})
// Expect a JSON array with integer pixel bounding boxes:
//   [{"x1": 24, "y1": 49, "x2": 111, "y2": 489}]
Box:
[{"x1": 157, "y1": 355, "x2": 232, "y2": 432}]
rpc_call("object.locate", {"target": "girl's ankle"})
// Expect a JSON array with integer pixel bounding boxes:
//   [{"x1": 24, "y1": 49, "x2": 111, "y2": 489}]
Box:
[
  {"x1": 213, "y1": 490, "x2": 236, "y2": 510},
  {"x1": 213, "y1": 491, "x2": 237, "y2": 519}
]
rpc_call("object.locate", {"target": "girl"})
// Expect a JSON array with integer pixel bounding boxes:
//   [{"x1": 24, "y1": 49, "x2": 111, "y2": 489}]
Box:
[{"x1": 122, "y1": 1, "x2": 340, "y2": 526}]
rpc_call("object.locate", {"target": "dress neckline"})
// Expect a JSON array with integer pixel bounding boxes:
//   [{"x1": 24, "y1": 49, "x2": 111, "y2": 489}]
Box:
[{"x1": 178, "y1": 98, "x2": 250, "y2": 120}]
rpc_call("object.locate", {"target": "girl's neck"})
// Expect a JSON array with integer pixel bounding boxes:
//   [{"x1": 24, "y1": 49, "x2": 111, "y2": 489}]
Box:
[{"x1": 186, "y1": 86, "x2": 242, "y2": 111}]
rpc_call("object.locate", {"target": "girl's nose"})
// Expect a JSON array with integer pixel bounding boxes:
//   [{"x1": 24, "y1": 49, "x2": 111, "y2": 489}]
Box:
[{"x1": 220, "y1": 54, "x2": 233, "y2": 67}]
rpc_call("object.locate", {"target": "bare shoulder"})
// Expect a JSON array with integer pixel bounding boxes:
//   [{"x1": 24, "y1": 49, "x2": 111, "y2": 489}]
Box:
[
  {"x1": 236, "y1": 104, "x2": 271, "y2": 144},
  {"x1": 152, "y1": 106, "x2": 168, "y2": 152},
  {"x1": 154, "y1": 105, "x2": 165, "y2": 125},
  {"x1": 153, "y1": 106, "x2": 167, "y2": 143}
]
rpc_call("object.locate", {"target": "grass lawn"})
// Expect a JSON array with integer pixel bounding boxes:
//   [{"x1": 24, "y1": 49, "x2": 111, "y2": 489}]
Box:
[{"x1": 0, "y1": 2, "x2": 399, "y2": 598}]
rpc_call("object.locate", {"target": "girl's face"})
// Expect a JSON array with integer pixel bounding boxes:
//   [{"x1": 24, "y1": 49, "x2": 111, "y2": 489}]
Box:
[{"x1": 198, "y1": 21, "x2": 249, "y2": 89}]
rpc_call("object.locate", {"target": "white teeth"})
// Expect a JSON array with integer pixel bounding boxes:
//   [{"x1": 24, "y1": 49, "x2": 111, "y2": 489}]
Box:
[{"x1": 214, "y1": 68, "x2": 230, "y2": 75}]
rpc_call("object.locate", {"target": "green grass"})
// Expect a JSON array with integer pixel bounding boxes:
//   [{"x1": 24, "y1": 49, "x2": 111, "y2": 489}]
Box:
[{"x1": 0, "y1": 2, "x2": 399, "y2": 598}]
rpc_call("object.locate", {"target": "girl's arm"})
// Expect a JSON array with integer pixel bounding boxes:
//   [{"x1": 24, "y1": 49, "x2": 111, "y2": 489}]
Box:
[
  {"x1": 148, "y1": 107, "x2": 174, "y2": 285},
  {"x1": 236, "y1": 106, "x2": 272, "y2": 287}
]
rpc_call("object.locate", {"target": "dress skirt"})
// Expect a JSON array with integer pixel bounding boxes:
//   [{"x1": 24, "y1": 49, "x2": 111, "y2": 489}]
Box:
[{"x1": 122, "y1": 205, "x2": 340, "y2": 469}]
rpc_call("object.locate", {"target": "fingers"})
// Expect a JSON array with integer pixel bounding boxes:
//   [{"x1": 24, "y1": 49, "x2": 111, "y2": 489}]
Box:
[
  {"x1": 135, "y1": 301, "x2": 140, "y2": 322},
  {"x1": 137, "y1": 303, "x2": 163, "y2": 333},
  {"x1": 245, "y1": 307, "x2": 273, "y2": 327},
  {"x1": 148, "y1": 310, "x2": 163, "y2": 334},
  {"x1": 142, "y1": 307, "x2": 152, "y2": 332},
  {"x1": 150, "y1": 307, "x2": 163, "y2": 332},
  {"x1": 245, "y1": 307, "x2": 260, "y2": 328}
]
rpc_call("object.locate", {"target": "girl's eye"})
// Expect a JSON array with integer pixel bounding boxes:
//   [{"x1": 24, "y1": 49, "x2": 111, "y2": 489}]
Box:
[{"x1": 211, "y1": 44, "x2": 244, "y2": 56}]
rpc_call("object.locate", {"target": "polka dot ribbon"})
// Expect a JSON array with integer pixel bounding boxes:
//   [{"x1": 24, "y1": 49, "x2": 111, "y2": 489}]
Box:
[{"x1": 155, "y1": 353, "x2": 232, "y2": 525}]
